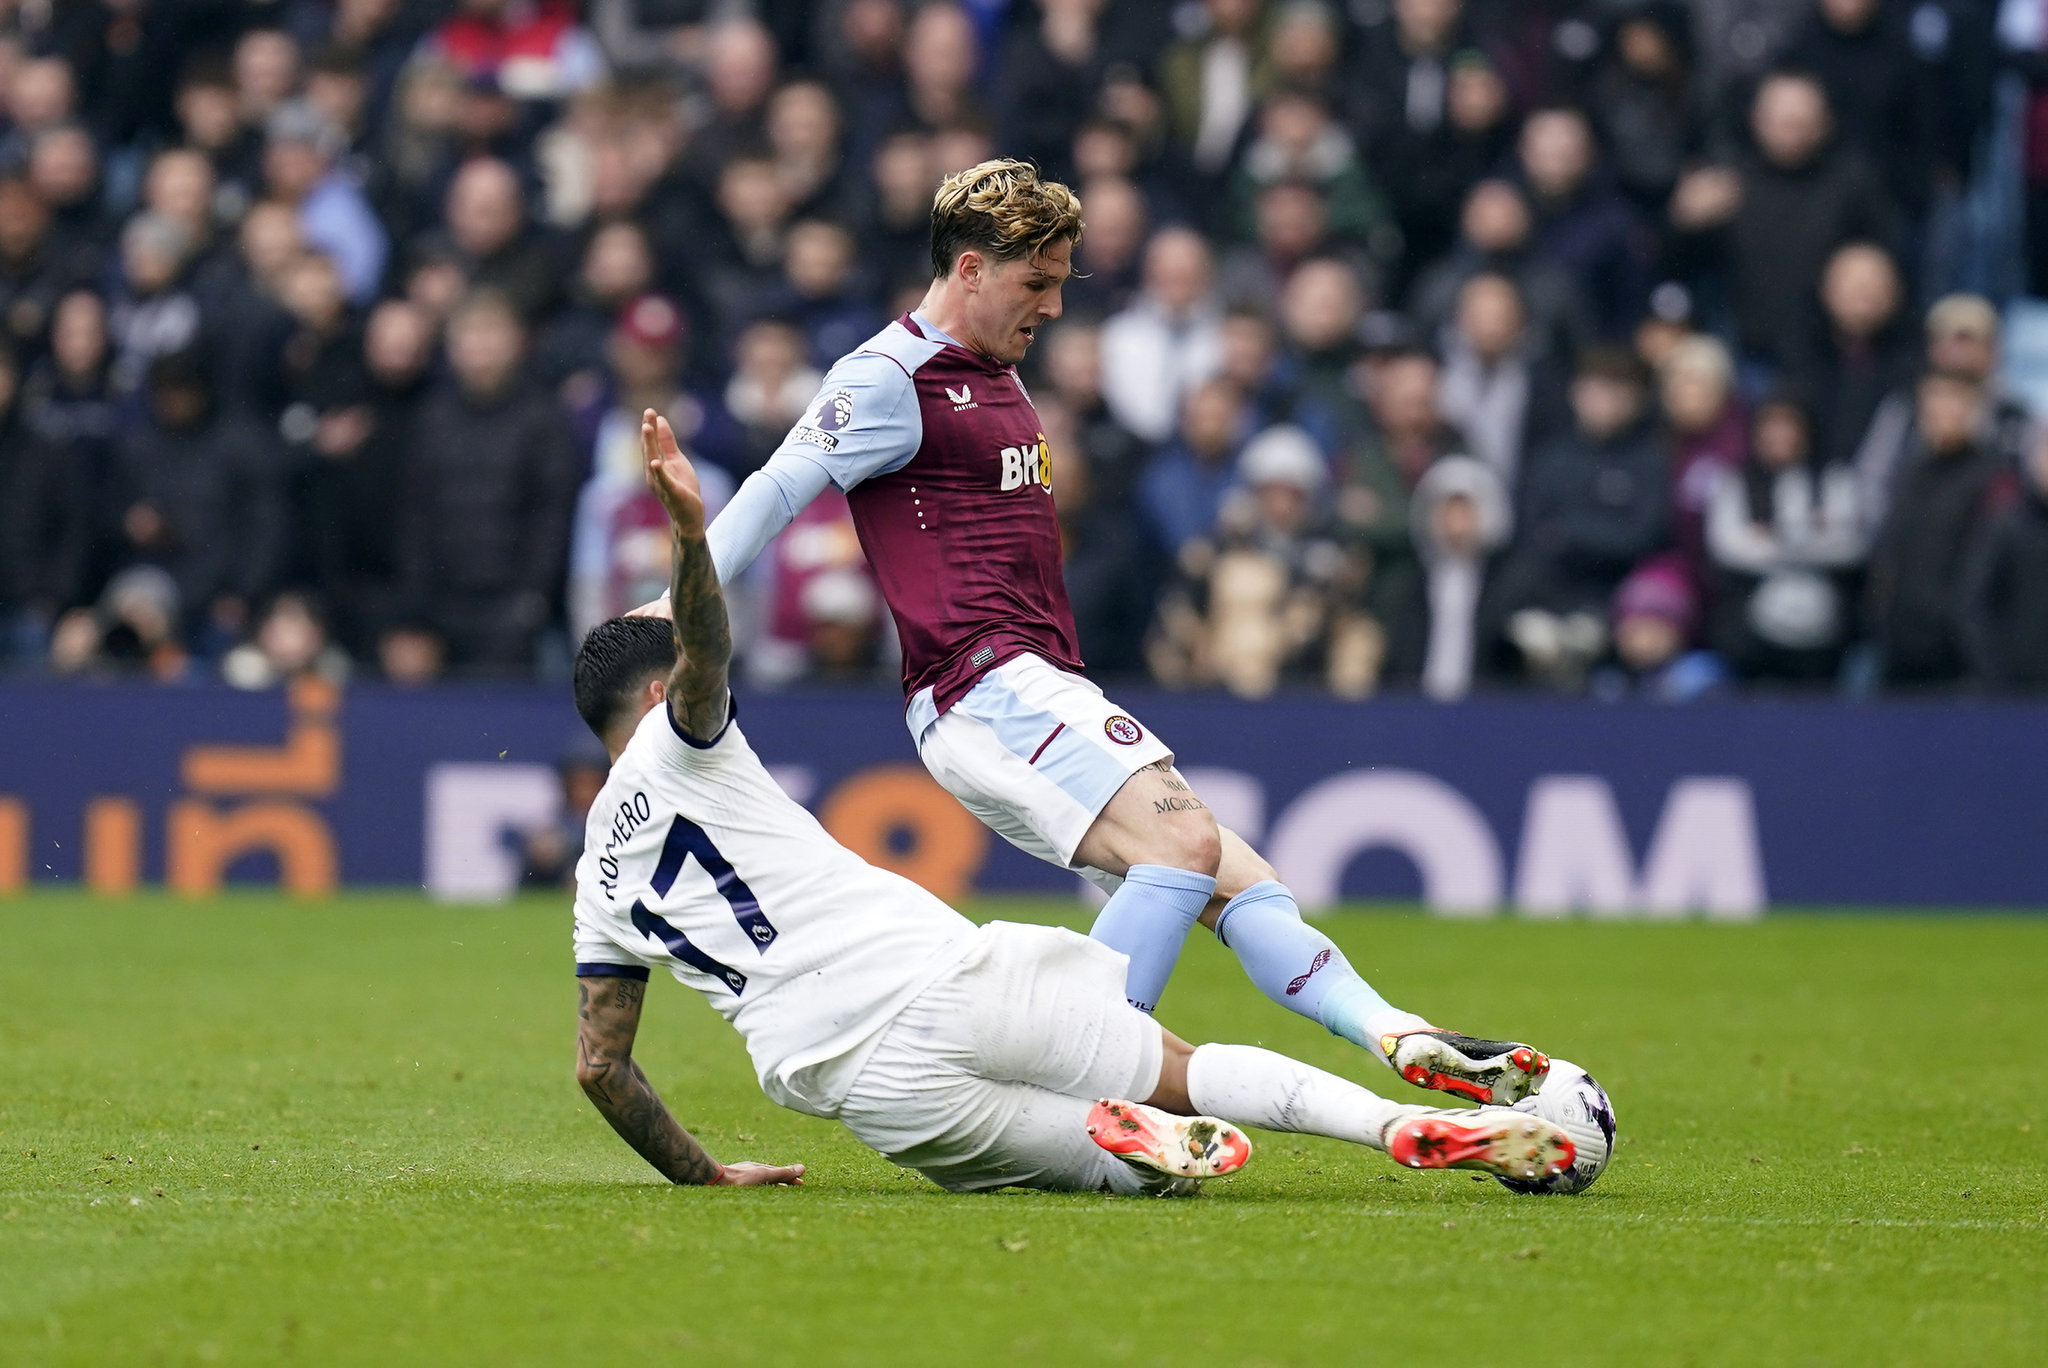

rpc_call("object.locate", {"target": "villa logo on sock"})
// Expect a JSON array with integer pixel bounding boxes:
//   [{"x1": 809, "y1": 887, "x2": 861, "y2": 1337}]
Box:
[{"x1": 1285, "y1": 948, "x2": 1332, "y2": 996}]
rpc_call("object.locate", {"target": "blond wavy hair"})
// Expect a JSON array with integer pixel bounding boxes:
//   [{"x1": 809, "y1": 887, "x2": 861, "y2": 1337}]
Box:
[{"x1": 928, "y1": 159, "x2": 1084, "y2": 280}]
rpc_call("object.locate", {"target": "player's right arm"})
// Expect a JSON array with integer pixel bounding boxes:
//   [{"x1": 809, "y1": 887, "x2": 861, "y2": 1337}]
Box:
[
  {"x1": 576, "y1": 973, "x2": 804, "y2": 1187},
  {"x1": 642, "y1": 410, "x2": 735, "y2": 740},
  {"x1": 705, "y1": 351, "x2": 923, "y2": 583}
]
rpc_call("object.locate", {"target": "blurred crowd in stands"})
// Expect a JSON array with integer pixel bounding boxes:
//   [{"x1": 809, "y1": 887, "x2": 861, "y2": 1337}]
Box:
[{"x1": 2, "y1": 0, "x2": 2048, "y2": 699}]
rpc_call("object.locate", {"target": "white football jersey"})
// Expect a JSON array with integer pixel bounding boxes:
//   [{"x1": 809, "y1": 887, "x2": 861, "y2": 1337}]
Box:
[{"x1": 573, "y1": 698, "x2": 976, "y2": 1116}]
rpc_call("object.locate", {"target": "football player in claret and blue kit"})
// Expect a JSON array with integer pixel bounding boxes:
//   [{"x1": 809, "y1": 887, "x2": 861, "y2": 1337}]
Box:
[
  {"x1": 637, "y1": 159, "x2": 1554, "y2": 1108},
  {"x1": 562, "y1": 412, "x2": 1575, "y2": 1193}
]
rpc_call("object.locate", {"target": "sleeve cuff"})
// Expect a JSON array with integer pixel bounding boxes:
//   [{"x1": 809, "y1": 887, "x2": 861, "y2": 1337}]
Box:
[{"x1": 575, "y1": 963, "x2": 652, "y2": 980}]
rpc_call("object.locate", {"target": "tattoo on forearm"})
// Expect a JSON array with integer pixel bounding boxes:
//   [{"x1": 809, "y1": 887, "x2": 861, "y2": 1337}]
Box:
[
  {"x1": 612, "y1": 1059, "x2": 722, "y2": 1186},
  {"x1": 578, "y1": 987, "x2": 719, "y2": 1185},
  {"x1": 668, "y1": 527, "x2": 732, "y2": 737},
  {"x1": 580, "y1": 1048, "x2": 720, "y2": 1183}
]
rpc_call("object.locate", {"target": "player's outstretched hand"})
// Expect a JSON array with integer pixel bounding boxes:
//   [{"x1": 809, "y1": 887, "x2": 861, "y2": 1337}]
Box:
[
  {"x1": 641, "y1": 408, "x2": 704, "y2": 535},
  {"x1": 713, "y1": 1161, "x2": 806, "y2": 1187}
]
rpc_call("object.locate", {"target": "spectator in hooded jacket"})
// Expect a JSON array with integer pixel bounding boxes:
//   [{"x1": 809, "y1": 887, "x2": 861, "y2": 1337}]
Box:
[
  {"x1": 15, "y1": 288, "x2": 116, "y2": 603},
  {"x1": 111, "y1": 347, "x2": 287, "y2": 651},
  {"x1": 1965, "y1": 423, "x2": 2048, "y2": 693},
  {"x1": 1404, "y1": 452, "x2": 1511, "y2": 699},
  {"x1": 1587, "y1": 3, "x2": 1704, "y2": 212},
  {"x1": 1707, "y1": 390, "x2": 1868, "y2": 686},
  {"x1": 1866, "y1": 371, "x2": 2008, "y2": 690},
  {"x1": 398, "y1": 288, "x2": 581, "y2": 673},
  {"x1": 1798, "y1": 242, "x2": 1917, "y2": 473},
  {"x1": 1483, "y1": 345, "x2": 1669, "y2": 689}
]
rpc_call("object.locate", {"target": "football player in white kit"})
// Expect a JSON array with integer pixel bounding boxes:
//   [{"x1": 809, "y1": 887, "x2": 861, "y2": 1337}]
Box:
[{"x1": 561, "y1": 412, "x2": 1576, "y2": 1195}]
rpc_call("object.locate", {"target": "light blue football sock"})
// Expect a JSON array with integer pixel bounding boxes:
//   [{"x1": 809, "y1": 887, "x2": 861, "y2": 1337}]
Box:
[
  {"x1": 1213, "y1": 881, "x2": 1425, "y2": 1057},
  {"x1": 1088, "y1": 864, "x2": 1217, "y2": 1014}
]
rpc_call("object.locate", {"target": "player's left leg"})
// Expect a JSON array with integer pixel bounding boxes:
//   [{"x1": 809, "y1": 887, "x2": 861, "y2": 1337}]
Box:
[
  {"x1": 932, "y1": 922, "x2": 1569, "y2": 1187},
  {"x1": 1206, "y1": 828, "x2": 1551, "y2": 1105},
  {"x1": 1119, "y1": 1032, "x2": 1573, "y2": 1184},
  {"x1": 914, "y1": 656, "x2": 1218, "y2": 1014}
]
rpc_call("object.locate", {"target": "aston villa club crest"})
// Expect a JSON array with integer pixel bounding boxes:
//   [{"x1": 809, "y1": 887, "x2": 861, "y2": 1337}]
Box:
[{"x1": 1104, "y1": 715, "x2": 1142, "y2": 745}]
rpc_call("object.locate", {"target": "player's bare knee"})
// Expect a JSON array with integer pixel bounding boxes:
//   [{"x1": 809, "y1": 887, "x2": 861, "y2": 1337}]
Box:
[
  {"x1": 1213, "y1": 827, "x2": 1278, "y2": 900},
  {"x1": 1156, "y1": 813, "x2": 1222, "y2": 879}
]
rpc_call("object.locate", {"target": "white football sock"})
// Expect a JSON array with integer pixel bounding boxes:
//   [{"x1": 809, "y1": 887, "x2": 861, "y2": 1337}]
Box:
[{"x1": 1184, "y1": 1042, "x2": 1414, "y2": 1153}]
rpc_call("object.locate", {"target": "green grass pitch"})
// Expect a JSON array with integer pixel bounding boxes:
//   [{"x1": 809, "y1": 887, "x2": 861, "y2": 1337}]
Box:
[{"x1": 1, "y1": 893, "x2": 2043, "y2": 1367}]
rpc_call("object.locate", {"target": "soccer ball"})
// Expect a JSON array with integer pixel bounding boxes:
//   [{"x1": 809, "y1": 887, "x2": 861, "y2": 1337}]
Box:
[{"x1": 1496, "y1": 1059, "x2": 1615, "y2": 1194}]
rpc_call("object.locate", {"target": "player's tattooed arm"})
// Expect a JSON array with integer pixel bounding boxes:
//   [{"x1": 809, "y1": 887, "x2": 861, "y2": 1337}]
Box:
[
  {"x1": 575, "y1": 977, "x2": 719, "y2": 1183},
  {"x1": 640, "y1": 409, "x2": 732, "y2": 740},
  {"x1": 574, "y1": 978, "x2": 804, "y2": 1188}
]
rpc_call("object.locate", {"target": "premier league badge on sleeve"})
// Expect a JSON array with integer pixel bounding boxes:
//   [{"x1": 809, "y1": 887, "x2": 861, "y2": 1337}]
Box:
[
  {"x1": 792, "y1": 390, "x2": 856, "y2": 451},
  {"x1": 816, "y1": 390, "x2": 855, "y2": 432}
]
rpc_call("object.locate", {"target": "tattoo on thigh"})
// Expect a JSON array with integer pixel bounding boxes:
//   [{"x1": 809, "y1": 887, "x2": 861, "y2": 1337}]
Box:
[
  {"x1": 577, "y1": 981, "x2": 592, "y2": 1020},
  {"x1": 1153, "y1": 796, "x2": 1207, "y2": 814},
  {"x1": 613, "y1": 979, "x2": 645, "y2": 1011}
]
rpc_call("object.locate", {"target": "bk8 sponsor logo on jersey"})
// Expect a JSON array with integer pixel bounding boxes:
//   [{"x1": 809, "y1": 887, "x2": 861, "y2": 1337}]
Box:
[{"x1": 998, "y1": 434, "x2": 1053, "y2": 492}]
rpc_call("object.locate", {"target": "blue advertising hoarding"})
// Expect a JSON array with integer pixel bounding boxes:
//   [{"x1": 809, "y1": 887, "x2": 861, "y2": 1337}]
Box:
[{"x1": 0, "y1": 680, "x2": 2043, "y2": 912}]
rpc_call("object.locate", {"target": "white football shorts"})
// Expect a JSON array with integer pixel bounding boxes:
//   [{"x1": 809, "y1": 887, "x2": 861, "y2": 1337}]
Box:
[
  {"x1": 909, "y1": 653, "x2": 1173, "y2": 885},
  {"x1": 834, "y1": 920, "x2": 1174, "y2": 1194}
]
